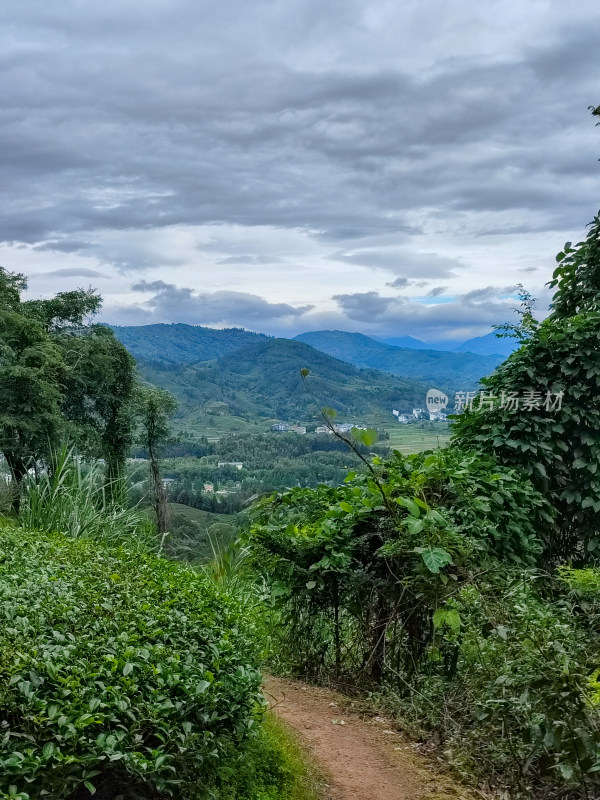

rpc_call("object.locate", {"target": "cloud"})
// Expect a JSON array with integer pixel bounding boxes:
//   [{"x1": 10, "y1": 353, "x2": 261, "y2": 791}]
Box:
[
  {"x1": 216, "y1": 255, "x2": 284, "y2": 265},
  {"x1": 331, "y1": 249, "x2": 462, "y2": 278},
  {"x1": 45, "y1": 268, "x2": 105, "y2": 278},
  {"x1": 326, "y1": 286, "x2": 538, "y2": 342},
  {"x1": 460, "y1": 285, "x2": 518, "y2": 305},
  {"x1": 386, "y1": 277, "x2": 409, "y2": 289},
  {"x1": 332, "y1": 291, "x2": 401, "y2": 321},
  {"x1": 427, "y1": 286, "x2": 447, "y2": 297},
  {"x1": 2, "y1": 1, "x2": 599, "y2": 341},
  {"x1": 116, "y1": 280, "x2": 314, "y2": 327}
]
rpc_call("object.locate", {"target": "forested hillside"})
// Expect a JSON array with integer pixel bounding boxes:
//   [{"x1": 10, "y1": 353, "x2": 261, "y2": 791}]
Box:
[
  {"x1": 111, "y1": 323, "x2": 267, "y2": 365},
  {"x1": 137, "y1": 338, "x2": 429, "y2": 425}
]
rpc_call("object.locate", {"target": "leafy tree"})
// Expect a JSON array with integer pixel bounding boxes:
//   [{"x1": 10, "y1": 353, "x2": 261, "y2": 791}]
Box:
[
  {"x1": 134, "y1": 385, "x2": 178, "y2": 535},
  {"x1": 0, "y1": 268, "x2": 136, "y2": 505},
  {"x1": 453, "y1": 214, "x2": 600, "y2": 563},
  {"x1": 0, "y1": 296, "x2": 65, "y2": 497},
  {"x1": 251, "y1": 447, "x2": 550, "y2": 682},
  {"x1": 0, "y1": 269, "x2": 68, "y2": 503},
  {"x1": 60, "y1": 328, "x2": 137, "y2": 503},
  {"x1": 493, "y1": 282, "x2": 538, "y2": 342}
]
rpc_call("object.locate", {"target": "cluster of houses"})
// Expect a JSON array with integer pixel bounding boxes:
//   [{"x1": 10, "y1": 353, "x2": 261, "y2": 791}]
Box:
[
  {"x1": 314, "y1": 422, "x2": 367, "y2": 435},
  {"x1": 271, "y1": 422, "x2": 307, "y2": 434},
  {"x1": 203, "y1": 482, "x2": 241, "y2": 496},
  {"x1": 271, "y1": 421, "x2": 368, "y2": 435},
  {"x1": 392, "y1": 407, "x2": 448, "y2": 424}
]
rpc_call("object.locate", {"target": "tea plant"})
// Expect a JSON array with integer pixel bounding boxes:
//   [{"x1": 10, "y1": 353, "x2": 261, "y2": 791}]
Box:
[{"x1": 0, "y1": 526, "x2": 263, "y2": 798}]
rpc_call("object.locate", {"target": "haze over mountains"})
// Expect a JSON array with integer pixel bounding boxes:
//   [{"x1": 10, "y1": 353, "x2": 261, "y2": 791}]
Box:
[
  {"x1": 294, "y1": 331, "x2": 506, "y2": 388},
  {"x1": 381, "y1": 331, "x2": 517, "y2": 357}
]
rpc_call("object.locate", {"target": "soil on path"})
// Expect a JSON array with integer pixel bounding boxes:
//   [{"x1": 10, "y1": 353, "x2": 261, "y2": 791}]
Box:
[{"x1": 265, "y1": 675, "x2": 480, "y2": 800}]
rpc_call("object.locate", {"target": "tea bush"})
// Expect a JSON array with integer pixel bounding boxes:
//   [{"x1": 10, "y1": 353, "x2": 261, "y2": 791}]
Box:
[{"x1": 0, "y1": 525, "x2": 263, "y2": 799}]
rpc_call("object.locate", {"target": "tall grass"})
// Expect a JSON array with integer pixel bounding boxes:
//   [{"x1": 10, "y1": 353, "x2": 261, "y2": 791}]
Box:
[
  {"x1": 203, "y1": 532, "x2": 254, "y2": 591},
  {"x1": 18, "y1": 445, "x2": 152, "y2": 553}
]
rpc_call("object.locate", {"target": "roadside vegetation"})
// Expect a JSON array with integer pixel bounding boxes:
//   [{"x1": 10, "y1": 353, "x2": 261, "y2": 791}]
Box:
[{"x1": 248, "y1": 211, "x2": 600, "y2": 799}]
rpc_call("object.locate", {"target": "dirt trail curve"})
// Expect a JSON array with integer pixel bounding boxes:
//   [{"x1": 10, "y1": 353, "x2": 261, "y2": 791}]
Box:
[{"x1": 265, "y1": 675, "x2": 479, "y2": 800}]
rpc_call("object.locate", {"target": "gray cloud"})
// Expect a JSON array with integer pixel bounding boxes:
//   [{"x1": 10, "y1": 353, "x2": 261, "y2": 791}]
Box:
[
  {"x1": 460, "y1": 285, "x2": 518, "y2": 305},
  {"x1": 332, "y1": 291, "x2": 401, "y2": 321},
  {"x1": 122, "y1": 280, "x2": 314, "y2": 326},
  {"x1": 1, "y1": 1, "x2": 599, "y2": 341},
  {"x1": 1, "y1": 3, "x2": 598, "y2": 254},
  {"x1": 331, "y1": 249, "x2": 462, "y2": 278},
  {"x1": 427, "y1": 286, "x2": 447, "y2": 297},
  {"x1": 327, "y1": 286, "x2": 537, "y2": 342},
  {"x1": 386, "y1": 277, "x2": 410, "y2": 289},
  {"x1": 45, "y1": 268, "x2": 105, "y2": 278}
]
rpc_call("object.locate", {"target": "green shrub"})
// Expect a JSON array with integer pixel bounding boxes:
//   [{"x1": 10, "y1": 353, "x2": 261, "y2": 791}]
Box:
[
  {"x1": 0, "y1": 525, "x2": 263, "y2": 798},
  {"x1": 452, "y1": 214, "x2": 600, "y2": 564},
  {"x1": 250, "y1": 446, "x2": 552, "y2": 682},
  {"x1": 384, "y1": 573, "x2": 600, "y2": 796}
]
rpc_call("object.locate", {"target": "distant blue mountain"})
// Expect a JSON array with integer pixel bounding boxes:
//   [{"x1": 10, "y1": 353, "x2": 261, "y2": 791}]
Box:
[
  {"x1": 294, "y1": 330, "x2": 504, "y2": 390},
  {"x1": 453, "y1": 331, "x2": 519, "y2": 357},
  {"x1": 377, "y1": 335, "x2": 430, "y2": 350},
  {"x1": 382, "y1": 330, "x2": 518, "y2": 358}
]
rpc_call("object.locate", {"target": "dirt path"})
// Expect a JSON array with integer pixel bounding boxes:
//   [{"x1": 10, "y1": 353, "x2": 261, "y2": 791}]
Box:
[{"x1": 265, "y1": 675, "x2": 478, "y2": 800}]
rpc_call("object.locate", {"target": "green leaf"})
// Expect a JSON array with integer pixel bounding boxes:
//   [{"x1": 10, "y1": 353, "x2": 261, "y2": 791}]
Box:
[
  {"x1": 414, "y1": 546, "x2": 453, "y2": 574},
  {"x1": 445, "y1": 609, "x2": 461, "y2": 632},
  {"x1": 432, "y1": 609, "x2": 446, "y2": 628},
  {"x1": 433, "y1": 608, "x2": 461, "y2": 631},
  {"x1": 42, "y1": 742, "x2": 56, "y2": 759},
  {"x1": 397, "y1": 497, "x2": 421, "y2": 517},
  {"x1": 123, "y1": 662, "x2": 134, "y2": 676},
  {"x1": 352, "y1": 427, "x2": 378, "y2": 447},
  {"x1": 83, "y1": 781, "x2": 96, "y2": 795},
  {"x1": 322, "y1": 407, "x2": 337, "y2": 419},
  {"x1": 306, "y1": 580, "x2": 317, "y2": 590},
  {"x1": 300, "y1": 367, "x2": 310, "y2": 377}
]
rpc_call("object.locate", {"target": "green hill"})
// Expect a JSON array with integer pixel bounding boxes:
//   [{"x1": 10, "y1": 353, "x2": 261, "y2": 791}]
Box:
[
  {"x1": 137, "y1": 337, "x2": 429, "y2": 426},
  {"x1": 110, "y1": 323, "x2": 267, "y2": 365},
  {"x1": 294, "y1": 330, "x2": 503, "y2": 389}
]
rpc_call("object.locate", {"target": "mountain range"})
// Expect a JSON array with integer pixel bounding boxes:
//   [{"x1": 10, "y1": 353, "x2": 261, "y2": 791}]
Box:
[
  {"x1": 380, "y1": 331, "x2": 517, "y2": 357},
  {"x1": 294, "y1": 331, "x2": 506, "y2": 388},
  {"x1": 133, "y1": 337, "x2": 429, "y2": 424},
  {"x1": 110, "y1": 323, "x2": 513, "y2": 426}
]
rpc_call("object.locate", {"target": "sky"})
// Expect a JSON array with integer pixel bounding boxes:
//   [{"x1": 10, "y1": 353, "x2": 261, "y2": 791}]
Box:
[{"x1": 2, "y1": 0, "x2": 599, "y2": 343}]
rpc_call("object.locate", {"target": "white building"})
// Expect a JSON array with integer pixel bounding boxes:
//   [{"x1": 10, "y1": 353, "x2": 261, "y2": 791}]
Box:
[
  {"x1": 218, "y1": 461, "x2": 243, "y2": 470},
  {"x1": 429, "y1": 411, "x2": 448, "y2": 422},
  {"x1": 333, "y1": 423, "x2": 353, "y2": 433},
  {"x1": 397, "y1": 414, "x2": 415, "y2": 424},
  {"x1": 271, "y1": 422, "x2": 290, "y2": 432}
]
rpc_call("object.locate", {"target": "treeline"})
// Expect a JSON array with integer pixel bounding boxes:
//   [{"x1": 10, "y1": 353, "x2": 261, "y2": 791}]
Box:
[
  {"x1": 134, "y1": 431, "x2": 389, "y2": 462},
  {"x1": 129, "y1": 433, "x2": 391, "y2": 515}
]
